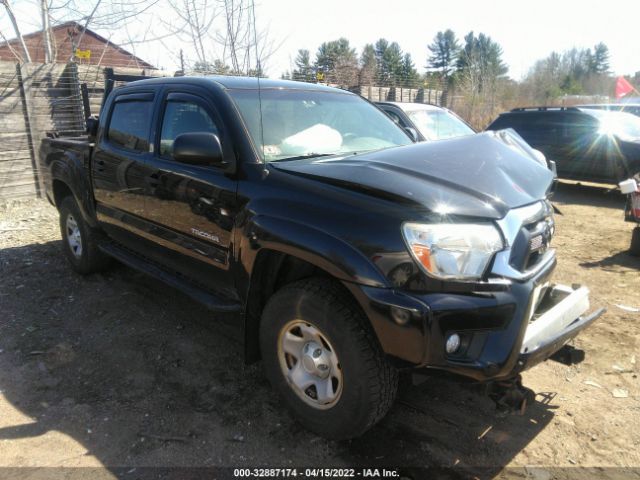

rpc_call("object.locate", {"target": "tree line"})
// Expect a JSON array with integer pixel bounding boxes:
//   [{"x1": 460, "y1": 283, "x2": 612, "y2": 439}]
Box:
[
  {"x1": 276, "y1": 29, "x2": 622, "y2": 129},
  {"x1": 521, "y1": 43, "x2": 612, "y2": 102},
  {"x1": 282, "y1": 38, "x2": 420, "y2": 88},
  {"x1": 279, "y1": 30, "x2": 510, "y2": 93},
  {"x1": 280, "y1": 29, "x2": 614, "y2": 97}
]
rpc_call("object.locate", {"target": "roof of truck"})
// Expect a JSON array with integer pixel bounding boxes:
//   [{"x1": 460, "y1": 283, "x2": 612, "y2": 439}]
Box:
[
  {"x1": 129, "y1": 75, "x2": 348, "y2": 93},
  {"x1": 376, "y1": 101, "x2": 446, "y2": 112}
]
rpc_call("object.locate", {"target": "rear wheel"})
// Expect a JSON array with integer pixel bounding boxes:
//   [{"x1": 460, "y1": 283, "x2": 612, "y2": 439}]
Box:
[
  {"x1": 630, "y1": 227, "x2": 640, "y2": 257},
  {"x1": 260, "y1": 277, "x2": 398, "y2": 439},
  {"x1": 58, "y1": 196, "x2": 111, "y2": 274}
]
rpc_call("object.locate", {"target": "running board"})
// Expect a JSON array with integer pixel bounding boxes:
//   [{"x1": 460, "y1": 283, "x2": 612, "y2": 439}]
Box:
[{"x1": 99, "y1": 242, "x2": 242, "y2": 313}]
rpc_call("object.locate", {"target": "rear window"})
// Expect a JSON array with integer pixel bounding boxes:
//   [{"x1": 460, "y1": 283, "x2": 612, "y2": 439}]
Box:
[{"x1": 108, "y1": 100, "x2": 153, "y2": 152}]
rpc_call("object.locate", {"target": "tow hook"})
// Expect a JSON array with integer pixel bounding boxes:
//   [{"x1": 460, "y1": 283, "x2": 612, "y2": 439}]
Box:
[
  {"x1": 487, "y1": 374, "x2": 536, "y2": 415},
  {"x1": 550, "y1": 344, "x2": 585, "y2": 366}
]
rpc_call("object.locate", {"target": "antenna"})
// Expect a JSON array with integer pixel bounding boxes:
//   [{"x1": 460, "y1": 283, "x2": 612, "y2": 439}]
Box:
[{"x1": 251, "y1": 0, "x2": 265, "y2": 163}]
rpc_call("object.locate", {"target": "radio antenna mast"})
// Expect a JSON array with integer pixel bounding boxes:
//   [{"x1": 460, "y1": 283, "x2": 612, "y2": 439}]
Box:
[{"x1": 251, "y1": 0, "x2": 265, "y2": 163}]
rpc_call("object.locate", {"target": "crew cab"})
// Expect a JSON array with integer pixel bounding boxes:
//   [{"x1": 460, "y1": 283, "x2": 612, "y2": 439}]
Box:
[{"x1": 39, "y1": 76, "x2": 604, "y2": 439}]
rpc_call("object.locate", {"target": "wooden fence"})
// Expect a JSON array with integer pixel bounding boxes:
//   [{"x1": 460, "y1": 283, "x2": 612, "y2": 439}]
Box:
[
  {"x1": 0, "y1": 61, "x2": 161, "y2": 201},
  {"x1": 353, "y1": 85, "x2": 442, "y2": 105}
]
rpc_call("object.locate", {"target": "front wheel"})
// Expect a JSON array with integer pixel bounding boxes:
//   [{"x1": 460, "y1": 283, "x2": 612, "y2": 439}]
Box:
[
  {"x1": 260, "y1": 277, "x2": 398, "y2": 439},
  {"x1": 58, "y1": 196, "x2": 111, "y2": 274}
]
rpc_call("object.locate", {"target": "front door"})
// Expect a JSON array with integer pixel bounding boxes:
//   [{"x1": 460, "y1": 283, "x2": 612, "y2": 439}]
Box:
[{"x1": 139, "y1": 90, "x2": 238, "y2": 298}]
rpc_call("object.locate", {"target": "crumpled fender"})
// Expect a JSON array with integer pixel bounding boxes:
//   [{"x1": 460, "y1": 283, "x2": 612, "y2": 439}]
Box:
[{"x1": 243, "y1": 214, "x2": 388, "y2": 288}]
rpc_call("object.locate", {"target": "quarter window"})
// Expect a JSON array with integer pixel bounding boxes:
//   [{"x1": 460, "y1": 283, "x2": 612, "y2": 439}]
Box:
[
  {"x1": 108, "y1": 100, "x2": 153, "y2": 152},
  {"x1": 160, "y1": 101, "x2": 219, "y2": 158}
]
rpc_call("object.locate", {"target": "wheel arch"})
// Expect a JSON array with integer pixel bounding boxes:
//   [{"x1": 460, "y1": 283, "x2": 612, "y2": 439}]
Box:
[
  {"x1": 240, "y1": 215, "x2": 389, "y2": 363},
  {"x1": 242, "y1": 247, "x2": 384, "y2": 364},
  {"x1": 244, "y1": 249, "x2": 335, "y2": 363},
  {"x1": 49, "y1": 153, "x2": 99, "y2": 228}
]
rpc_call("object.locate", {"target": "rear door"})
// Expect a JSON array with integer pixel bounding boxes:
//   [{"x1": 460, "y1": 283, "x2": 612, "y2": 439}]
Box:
[
  {"x1": 139, "y1": 87, "x2": 239, "y2": 297},
  {"x1": 92, "y1": 90, "x2": 157, "y2": 245}
]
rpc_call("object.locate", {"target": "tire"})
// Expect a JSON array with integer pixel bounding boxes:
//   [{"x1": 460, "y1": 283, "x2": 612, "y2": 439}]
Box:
[
  {"x1": 58, "y1": 195, "x2": 111, "y2": 274},
  {"x1": 259, "y1": 277, "x2": 398, "y2": 439},
  {"x1": 630, "y1": 227, "x2": 640, "y2": 257}
]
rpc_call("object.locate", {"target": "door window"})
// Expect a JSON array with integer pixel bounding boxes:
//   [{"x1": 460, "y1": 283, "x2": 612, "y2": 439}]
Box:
[
  {"x1": 160, "y1": 101, "x2": 219, "y2": 158},
  {"x1": 107, "y1": 100, "x2": 153, "y2": 152}
]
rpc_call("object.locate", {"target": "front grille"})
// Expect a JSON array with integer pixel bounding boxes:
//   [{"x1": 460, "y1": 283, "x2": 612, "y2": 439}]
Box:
[
  {"x1": 509, "y1": 204, "x2": 555, "y2": 272},
  {"x1": 529, "y1": 233, "x2": 544, "y2": 251}
]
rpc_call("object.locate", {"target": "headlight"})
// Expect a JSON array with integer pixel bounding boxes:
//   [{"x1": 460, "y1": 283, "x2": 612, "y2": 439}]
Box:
[{"x1": 402, "y1": 223, "x2": 504, "y2": 280}]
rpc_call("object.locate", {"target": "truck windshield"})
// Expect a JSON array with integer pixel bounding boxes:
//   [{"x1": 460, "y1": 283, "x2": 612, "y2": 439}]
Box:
[{"x1": 229, "y1": 89, "x2": 412, "y2": 161}]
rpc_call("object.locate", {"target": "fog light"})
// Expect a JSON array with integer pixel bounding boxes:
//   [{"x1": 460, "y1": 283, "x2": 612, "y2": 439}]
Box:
[
  {"x1": 391, "y1": 306, "x2": 411, "y2": 326},
  {"x1": 445, "y1": 333, "x2": 461, "y2": 354}
]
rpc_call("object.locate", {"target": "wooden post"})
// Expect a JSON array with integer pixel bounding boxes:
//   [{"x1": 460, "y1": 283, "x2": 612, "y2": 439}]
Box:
[
  {"x1": 101, "y1": 67, "x2": 115, "y2": 110},
  {"x1": 15, "y1": 62, "x2": 42, "y2": 198},
  {"x1": 80, "y1": 83, "x2": 91, "y2": 119}
]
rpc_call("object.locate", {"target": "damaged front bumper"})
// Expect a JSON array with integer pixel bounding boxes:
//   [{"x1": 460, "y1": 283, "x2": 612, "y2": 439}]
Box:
[
  {"x1": 515, "y1": 285, "x2": 605, "y2": 374},
  {"x1": 354, "y1": 263, "x2": 604, "y2": 382}
]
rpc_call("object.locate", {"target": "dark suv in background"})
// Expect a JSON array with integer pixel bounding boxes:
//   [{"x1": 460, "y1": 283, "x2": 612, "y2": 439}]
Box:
[{"x1": 486, "y1": 107, "x2": 640, "y2": 184}]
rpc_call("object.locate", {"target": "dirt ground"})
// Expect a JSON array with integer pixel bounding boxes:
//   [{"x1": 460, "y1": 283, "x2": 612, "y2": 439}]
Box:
[{"x1": 0, "y1": 182, "x2": 638, "y2": 480}]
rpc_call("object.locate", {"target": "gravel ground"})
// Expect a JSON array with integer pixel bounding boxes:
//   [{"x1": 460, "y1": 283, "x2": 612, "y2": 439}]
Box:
[{"x1": 0, "y1": 182, "x2": 638, "y2": 480}]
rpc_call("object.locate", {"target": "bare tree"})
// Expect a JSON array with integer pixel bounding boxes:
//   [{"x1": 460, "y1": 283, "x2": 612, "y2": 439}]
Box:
[
  {"x1": 157, "y1": 0, "x2": 277, "y2": 74},
  {"x1": 218, "y1": 0, "x2": 276, "y2": 73},
  {"x1": 1, "y1": 0, "x2": 32, "y2": 62},
  {"x1": 38, "y1": 0, "x2": 162, "y2": 65},
  {"x1": 40, "y1": 0, "x2": 54, "y2": 62},
  {"x1": 0, "y1": 29, "x2": 26, "y2": 61},
  {"x1": 161, "y1": 0, "x2": 218, "y2": 66}
]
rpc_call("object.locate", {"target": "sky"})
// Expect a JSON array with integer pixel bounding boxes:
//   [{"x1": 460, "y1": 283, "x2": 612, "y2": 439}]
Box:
[
  {"x1": 259, "y1": 0, "x2": 639, "y2": 80},
  {"x1": 1, "y1": 0, "x2": 638, "y2": 79}
]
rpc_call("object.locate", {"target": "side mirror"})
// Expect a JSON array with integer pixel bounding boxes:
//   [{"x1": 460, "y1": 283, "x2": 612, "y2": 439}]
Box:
[
  {"x1": 173, "y1": 132, "x2": 225, "y2": 167},
  {"x1": 404, "y1": 127, "x2": 419, "y2": 142}
]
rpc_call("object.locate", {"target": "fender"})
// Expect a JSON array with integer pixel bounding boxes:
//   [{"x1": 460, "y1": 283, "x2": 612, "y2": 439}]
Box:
[
  {"x1": 48, "y1": 146, "x2": 99, "y2": 228},
  {"x1": 239, "y1": 214, "x2": 390, "y2": 364},
  {"x1": 242, "y1": 214, "x2": 388, "y2": 289}
]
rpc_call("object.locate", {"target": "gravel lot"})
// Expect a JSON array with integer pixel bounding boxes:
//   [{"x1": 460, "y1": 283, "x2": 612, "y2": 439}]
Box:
[{"x1": 0, "y1": 182, "x2": 638, "y2": 479}]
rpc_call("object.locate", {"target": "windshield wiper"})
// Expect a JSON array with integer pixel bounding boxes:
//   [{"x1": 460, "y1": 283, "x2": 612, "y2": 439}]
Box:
[{"x1": 271, "y1": 153, "x2": 338, "y2": 162}]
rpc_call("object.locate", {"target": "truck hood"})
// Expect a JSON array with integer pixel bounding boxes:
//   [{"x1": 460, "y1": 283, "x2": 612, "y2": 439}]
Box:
[{"x1": 271, "y1": 131, "x2": 554, "y2": 219}]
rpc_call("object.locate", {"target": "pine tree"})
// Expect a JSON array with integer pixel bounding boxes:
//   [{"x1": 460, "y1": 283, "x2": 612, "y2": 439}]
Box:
[
  {"x1": 293, "y1": 49, "x2": 314, "y2": 82},
  {"x1": 427, "y1": 29, "x2": 460, "y2": 78},
  {"x1": 359, "y1": 43, "x2": 377, "y2": 85},
  {"x1": 315, "y1": 38, "x2": 358, "y2": 86}
]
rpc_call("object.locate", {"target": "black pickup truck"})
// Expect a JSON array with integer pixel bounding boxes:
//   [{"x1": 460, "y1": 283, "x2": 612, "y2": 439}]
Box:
[{"x1": 39, "y1": 76, "x2": 604, "y2": 439}]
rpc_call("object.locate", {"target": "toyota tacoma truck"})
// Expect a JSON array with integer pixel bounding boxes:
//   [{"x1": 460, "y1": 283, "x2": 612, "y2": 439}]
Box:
[{"x1": 39, "y1": 76, "x2": 604, "y2": 439}]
